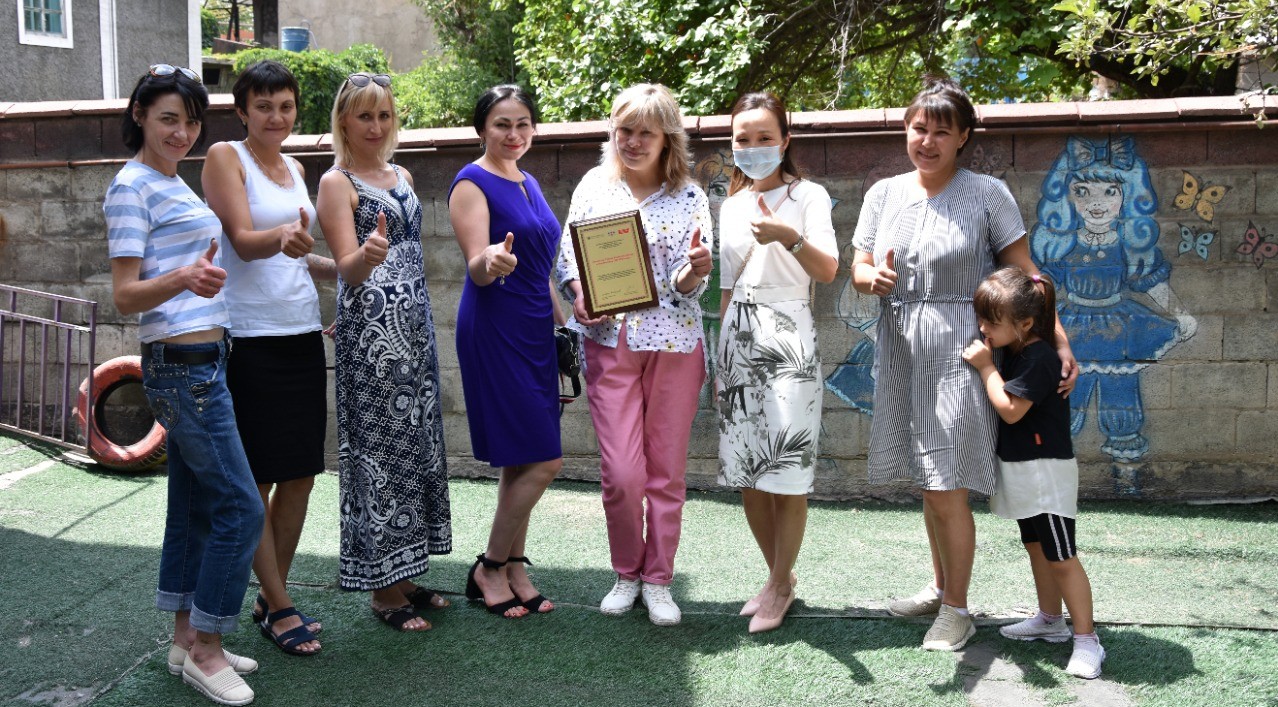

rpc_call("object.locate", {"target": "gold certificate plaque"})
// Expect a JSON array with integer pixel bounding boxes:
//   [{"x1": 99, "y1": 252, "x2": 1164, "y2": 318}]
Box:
[{"x1": 569, "y1": 210, "x2": 658, "y2": 317}]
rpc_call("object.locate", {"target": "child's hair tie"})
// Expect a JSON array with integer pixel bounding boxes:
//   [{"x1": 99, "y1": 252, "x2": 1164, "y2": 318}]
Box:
[{"x1": 1030, "y1": 274, "x2": 1042, "y2": 283}]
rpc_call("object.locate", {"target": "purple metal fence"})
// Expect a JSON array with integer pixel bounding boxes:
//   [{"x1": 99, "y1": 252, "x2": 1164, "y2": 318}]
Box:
[{"x1": 0, "y1": 284, "x2": 97, "y2": 451}]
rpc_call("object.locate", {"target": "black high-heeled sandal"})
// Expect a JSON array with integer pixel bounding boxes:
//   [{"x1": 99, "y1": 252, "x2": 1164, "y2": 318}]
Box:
[
  {"x1": 509, "y1": 556, "x2": 553, "y2": 613},
  {"x1": 465, "y1": 554, "x2": 525, "y2": 618}
]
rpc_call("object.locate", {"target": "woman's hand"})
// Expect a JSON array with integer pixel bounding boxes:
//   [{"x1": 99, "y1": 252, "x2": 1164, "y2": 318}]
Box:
[
  {"x1": 962, "y1": 337, "x2": 994, "y2": 370},
  {"x1": 867, "y1": 248, "x2": 898, "y2": 296},
  {"x1": 185, "y1": 239, "x2": 227, "y2": 298},
  {"x1": 361, "y1": 211, "x2": 389, "y2": 267},
  {"x1": 1056, "y1": 343, "x2": 1079, "y2": 396},
  {"x1": 484, "y1": 233, "x2": 518, "y2": 282},
  {"x1": 750, "y1": 195, "x2": 798, "y2": 246},
  {"x1": 567, "y1": 281, "x2": 608, "y2": 326},
  {"x1": 687, "y1": 228, "x2": 711, "y2": 278},
  {"x1": 280, "y1": 207, "x2": 315, "y2": 259}
]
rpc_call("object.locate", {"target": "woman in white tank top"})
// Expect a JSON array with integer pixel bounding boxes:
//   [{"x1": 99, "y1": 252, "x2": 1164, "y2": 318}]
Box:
[{"x1": 202, "y1": 60, "x2": 336, "y2": 657}]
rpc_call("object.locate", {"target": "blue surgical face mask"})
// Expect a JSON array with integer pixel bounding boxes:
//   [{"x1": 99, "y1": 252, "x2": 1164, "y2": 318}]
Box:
[{"x1": 733, "y1": 145, "x2": 783, "y2": 181}]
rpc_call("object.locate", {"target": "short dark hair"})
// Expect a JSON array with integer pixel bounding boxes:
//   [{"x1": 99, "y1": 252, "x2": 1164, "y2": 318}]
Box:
[
  {"x1": 232, "y1": 60, "x2": 300, "y2": 113},
  {"x1": 904, "y1": 75, "x2": 977, "y2": 154},
  {"x1": 472, "y1": 85, "x2": 537, "y2": 134},
  {"x1": 121, "y1": 68, "x2": 210, "y2": 152}
]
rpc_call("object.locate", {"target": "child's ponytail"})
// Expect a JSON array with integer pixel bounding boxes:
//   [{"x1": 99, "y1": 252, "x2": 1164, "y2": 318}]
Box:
[
  {"x1": 974, "y1": 267, "x2": 1059, "y2": 351},
  {"x1": 1028, "y1": 273, "x2": 1058, "y2": 349}
]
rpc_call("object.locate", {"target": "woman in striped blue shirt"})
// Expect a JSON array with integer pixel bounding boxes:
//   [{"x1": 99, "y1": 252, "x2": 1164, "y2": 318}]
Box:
[
  {"x1": 106, "y1": 66, "x2": 263, "y2": 706},
  {"x1": 849, "y1": 76, "x2": 1077, "y2": 652}
]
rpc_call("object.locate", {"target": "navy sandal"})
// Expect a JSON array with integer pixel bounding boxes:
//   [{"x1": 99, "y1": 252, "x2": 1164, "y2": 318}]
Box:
[
  {"x1": 254, "y1": 593, "x2": 321, "y2": 634},
  {"x1": 372, "y1": 604, "x2": 429, "y2": 631},
  {"x1": 404, "y1": 586, "x2": 450, "y2": 610},
  {"x1": 260, "y1": 607, "x2": 321, "y2": 656},
  {"x1": 465, "y1": 554, "x2": 525, "y2": 618},
  {"x1": 509, "y1": 556, "x2": 553, "y2": 613}
]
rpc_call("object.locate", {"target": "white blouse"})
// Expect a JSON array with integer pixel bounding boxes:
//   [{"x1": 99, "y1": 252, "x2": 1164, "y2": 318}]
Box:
[
  {"x1": 556, "y1": 166, "x2": 713, "y2": 354},
  {"x1": 718, "y1": 179, "x2": 838, "y2": 294}
]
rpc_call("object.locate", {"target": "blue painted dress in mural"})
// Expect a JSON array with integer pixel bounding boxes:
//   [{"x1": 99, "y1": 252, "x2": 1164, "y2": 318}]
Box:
[{"x1": 332, "y1": 166, "x2": 452, "y2": 591}]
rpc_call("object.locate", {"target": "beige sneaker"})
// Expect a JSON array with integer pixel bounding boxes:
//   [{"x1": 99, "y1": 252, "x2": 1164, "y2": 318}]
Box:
[
  {"x1": 887, "y1": 585, "x2": 942, "y2": 617},
  {"x1": 922, "y1": 604, "x2": 976, "y2": 651}
]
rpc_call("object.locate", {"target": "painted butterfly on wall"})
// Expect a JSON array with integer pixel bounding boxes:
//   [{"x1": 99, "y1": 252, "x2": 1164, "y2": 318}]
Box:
[
  {"x1": 1177, "y1": 224, "x2": 1215, "y2": 260},
  {"x1": 1172, "y1": 171, "x2": 1229, "y2": 222},
  {"x1": 1236, "y1": 221, "x2": 1278, "y2": 269}
]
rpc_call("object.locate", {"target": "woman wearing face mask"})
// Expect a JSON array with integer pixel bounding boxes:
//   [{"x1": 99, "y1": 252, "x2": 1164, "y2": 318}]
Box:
[
  {"x1": 449, "y1": 85, "x2": 565, "y2": 619},
  {"x1": 716, "y1": 92, "x2": 838, "y2": 633},
  {"x1": 555, "y1": 84, "x2": 713, "y2": 627},
  {"x1": 202, "y1": 59, "x2": 334, "y2": 656},
  {"x1": 850, "y1": 76, "x2": 1076, "y2": 651}
]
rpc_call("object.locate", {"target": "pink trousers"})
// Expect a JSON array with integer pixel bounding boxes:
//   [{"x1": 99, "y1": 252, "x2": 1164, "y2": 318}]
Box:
[{"x1": 584, "y1": 327, "x2": 705, "y2": 585}]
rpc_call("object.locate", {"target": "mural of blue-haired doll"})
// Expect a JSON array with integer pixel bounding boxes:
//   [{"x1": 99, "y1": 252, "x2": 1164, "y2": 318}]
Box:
[{"x1": 1030, "y1": 135, "x2": 1196, "y2": 462}]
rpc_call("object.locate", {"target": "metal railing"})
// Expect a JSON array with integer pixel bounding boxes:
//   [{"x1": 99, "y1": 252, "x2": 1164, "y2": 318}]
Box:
[{"x1": 0, "y1": 284, "x2": 97, "y2": 451}]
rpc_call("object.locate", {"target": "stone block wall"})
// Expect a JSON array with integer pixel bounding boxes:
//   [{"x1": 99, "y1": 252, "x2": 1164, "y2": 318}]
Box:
[{"x1": 2, "y1": 94, "x2": 1276, "y2": 500}]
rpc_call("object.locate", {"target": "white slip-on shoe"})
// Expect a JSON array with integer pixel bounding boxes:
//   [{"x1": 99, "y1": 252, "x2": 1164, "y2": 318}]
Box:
[
  {"x1": 599, "y1": 576, "x2": 641, "y2": 615},
  {"x1": 1066, "y1": 641, "x2": 1106, "y2": 679},
  {"x1": 922, "y1": 604, "x2": 976, "y2": 651},
  {"x1": 641, "y1": 582, "x2": 682, "y2": 626},
  {"x1": 998, "y1": 614, "x2": 1072, "y2": 643},
  {"x1": 182, "y1": 656, "x2": 255, "y2": 706},
  {"x1": 167, "y1": 644, "x2": 258, "y2": 676}
]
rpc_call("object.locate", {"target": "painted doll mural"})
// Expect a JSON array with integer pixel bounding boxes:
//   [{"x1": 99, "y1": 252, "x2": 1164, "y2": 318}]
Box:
[
  {"x1": 1030, "y1": 135, "x2": 1196, "y2": 462},
  {"x1": 694, "y1": 148, "x2": 732, "y2": 406}
]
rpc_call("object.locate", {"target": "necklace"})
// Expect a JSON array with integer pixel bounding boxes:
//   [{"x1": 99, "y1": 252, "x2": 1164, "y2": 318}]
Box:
[{"x1": 244, "y1": 139, "x2": 292, "y2": 190}]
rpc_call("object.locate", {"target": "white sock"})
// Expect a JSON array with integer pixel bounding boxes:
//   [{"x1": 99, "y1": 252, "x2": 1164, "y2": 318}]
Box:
[{"x1": 952, "y1": 606, "x2": 970, "y2": 617}]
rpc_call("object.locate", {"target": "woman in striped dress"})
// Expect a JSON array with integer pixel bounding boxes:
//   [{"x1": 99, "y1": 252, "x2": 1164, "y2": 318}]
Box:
[{"x1": 849, "y1": 76, "x2": 1077, "y2": 651}]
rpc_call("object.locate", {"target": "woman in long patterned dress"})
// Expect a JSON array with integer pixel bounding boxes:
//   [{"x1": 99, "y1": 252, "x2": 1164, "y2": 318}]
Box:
[
  {"x1": 316, "y1": 73, "x2": 451, "y2": 631},
  {"x1": 449, "y1": 85, "x2": 565, "y2": 618},
  {"x1": 849, "y1": 76, "x2": 1076, "y2": 651},
  {"x1": 715, "y1": 92, "x2": 838, "y2": 633}
]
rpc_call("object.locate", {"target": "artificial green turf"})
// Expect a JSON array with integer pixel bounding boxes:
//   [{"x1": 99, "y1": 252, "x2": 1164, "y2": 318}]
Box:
[{"x1": 1, "y1": 431, "x2": 1276, "y2": 707}]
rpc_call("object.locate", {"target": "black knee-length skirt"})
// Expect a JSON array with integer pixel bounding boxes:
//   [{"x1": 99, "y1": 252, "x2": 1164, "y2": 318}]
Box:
[{"x1": 227, "y1": 331, "x2": 327, "y2": 483}]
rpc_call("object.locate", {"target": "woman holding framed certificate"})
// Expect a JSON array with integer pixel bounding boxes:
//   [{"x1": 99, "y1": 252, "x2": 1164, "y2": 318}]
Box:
[
  {"x1": 449, "y1": 85, "x2": 565, "y2": 619},
  {"x1": 556, "y1": 83, "x2": 713, "y2": 627},
  {"x1": 715, "y1": 92, "x2": 839, "y2": 633}
]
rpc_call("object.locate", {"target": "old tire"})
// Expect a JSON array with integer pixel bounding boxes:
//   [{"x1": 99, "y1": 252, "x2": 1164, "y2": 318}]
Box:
[{"x1": 74, "y1": 355, "x2": 166, "y2": 472}]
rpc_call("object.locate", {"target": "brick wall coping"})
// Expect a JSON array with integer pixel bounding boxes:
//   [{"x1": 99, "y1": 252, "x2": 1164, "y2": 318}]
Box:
[{"x1": 3, "y1": 94, "x2": 1273, "y2": 152}]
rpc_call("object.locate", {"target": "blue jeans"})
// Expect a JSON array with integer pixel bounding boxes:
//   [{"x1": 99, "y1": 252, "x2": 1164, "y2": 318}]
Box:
[{"x1": 143, "y1": 337, "x2": 264, "y2": 634}]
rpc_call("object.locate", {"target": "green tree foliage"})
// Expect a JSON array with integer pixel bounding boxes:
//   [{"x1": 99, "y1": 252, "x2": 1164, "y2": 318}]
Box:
[
  {"x1": 231, "y1": 45, "x2": 389, "y2": 134},
  {"x1": 200, "y1": 7, "x2": 220, "y2": 50},
  {"x1": 512, "y1": 0, "x2": 765, "y2": 121},
  {"x1": 394, "y1": 55, "x2": 498, "y2": 129}
]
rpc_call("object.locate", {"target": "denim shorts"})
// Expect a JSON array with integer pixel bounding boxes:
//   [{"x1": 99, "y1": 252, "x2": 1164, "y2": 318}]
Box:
[{"x1": 143, "y1": 337, "x2": 264, "y2": 634}]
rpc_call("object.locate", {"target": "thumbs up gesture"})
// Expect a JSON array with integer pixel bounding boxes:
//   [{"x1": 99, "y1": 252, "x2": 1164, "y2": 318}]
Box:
[
  {"x1": 870, "y1": 247, "x2": 898, "y2": 297},
  {"x1": 361, "y1": 211, "x2": 389, "y2": 266},
  {"x1": 687, "y1": 227, "x2": 711, "y2": 278},
  {"x1": 749, "y1": 193, "x2": 797, "y2": 246},
  {"x1": 185, "y1": 238, "x2": 227, "y2": 298},
  {"x1": 280, "y1": 206, "x2": 316, "y2": 259},
  {"x1": 484, "y1": 232, "x2": 518, "y2": 284}
]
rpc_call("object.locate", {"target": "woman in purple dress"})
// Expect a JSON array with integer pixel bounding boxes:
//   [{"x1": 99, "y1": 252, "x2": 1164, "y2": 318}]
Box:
[{"x1": 449, "y1": 85, "x2": 565, "y2": 618}]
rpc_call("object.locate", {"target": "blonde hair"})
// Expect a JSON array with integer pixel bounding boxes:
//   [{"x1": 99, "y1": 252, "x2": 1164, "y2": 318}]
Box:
[
  {"x1": 601, "y1": 84, "x2": 692, "y2": 190},
  {"x1": 330, "y1": 78, "x2": 398, "y2": 166}
]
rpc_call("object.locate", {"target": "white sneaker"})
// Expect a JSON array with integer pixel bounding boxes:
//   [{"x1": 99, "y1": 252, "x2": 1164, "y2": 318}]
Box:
[
  {"x1": 1066, "y1": 640, "x2": 1106, "y2": 679},
  {"x1": 887, "y1": 585, "x2": 942, "y2": 617},
  {"x1": 999, "y1": 614, "x2": 1073, "y2": 643},
  {"x1": 641, "y1": 582, "x2": 681, "y2": 626},
  {"x1": 922, "y1": 604, "x2": 975, "y2": 651},
  {"x1": 600, "y1": 577, "x2": 641, "y2": 615}
]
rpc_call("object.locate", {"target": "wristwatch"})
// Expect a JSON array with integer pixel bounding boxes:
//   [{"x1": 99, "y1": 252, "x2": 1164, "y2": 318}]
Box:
[{"x1": 789, "y1": 234, "x2": 806, "y2": 254}]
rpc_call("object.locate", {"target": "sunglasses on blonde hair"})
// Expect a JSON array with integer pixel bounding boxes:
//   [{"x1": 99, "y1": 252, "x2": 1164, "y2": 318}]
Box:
[{"x1": 347, "y1": 73, "x2": 391, "y2": 88}]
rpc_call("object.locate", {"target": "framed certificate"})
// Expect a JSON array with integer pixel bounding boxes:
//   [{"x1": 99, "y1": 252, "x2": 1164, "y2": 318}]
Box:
[{"x1": 569, "y1": 210, "x2": 659, "y2": 317}]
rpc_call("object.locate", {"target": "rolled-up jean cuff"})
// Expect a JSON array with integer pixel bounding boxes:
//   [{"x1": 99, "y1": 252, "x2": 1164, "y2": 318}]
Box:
[
  {"x1": 156, "y1": 589, "x2": 194, "y2": 612},
  {"x1": 189, "y1": 604, "x2": 242, "y2": 634}
]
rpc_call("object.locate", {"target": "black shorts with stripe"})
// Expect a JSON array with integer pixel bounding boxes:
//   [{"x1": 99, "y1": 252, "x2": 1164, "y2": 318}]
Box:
[{"x1": 1017, "y1": 513, "x2": 1077, "y2": 562}]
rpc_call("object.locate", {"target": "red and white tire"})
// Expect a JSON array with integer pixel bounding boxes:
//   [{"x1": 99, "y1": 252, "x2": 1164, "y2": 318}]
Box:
[{"x1": 74, "y1": 355, "x2": 166, "y2": 472}]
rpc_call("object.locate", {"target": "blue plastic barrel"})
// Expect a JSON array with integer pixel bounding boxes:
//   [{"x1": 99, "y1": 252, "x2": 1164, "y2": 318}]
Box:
[{"x1": 280, "y1": 27, "x2": 311, "y2": 51}]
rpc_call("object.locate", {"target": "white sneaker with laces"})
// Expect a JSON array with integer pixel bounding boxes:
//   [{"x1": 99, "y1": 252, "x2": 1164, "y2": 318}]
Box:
[
  {"x1": 887, "y1": 585, "x2": 942, "y2": 617},
  {"x1": 1066, "y1": 640, "x2": 1106, "y2": 679},
  {"x1": 999, "y1": 614, "x2": 1072, "y2": 643},
  {"x1": 921, "y1": 604, "x2": 976, "y2": 651},
  {"x1": 641, "y1": 582, "x2": 681, "y2": 626},
  {"x1": 600, "y1": 577, "x2": 641, "y2": 615}
]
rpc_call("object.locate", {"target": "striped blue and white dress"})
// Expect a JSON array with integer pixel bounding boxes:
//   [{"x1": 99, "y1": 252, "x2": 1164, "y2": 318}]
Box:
[{"x1": 853, "y1": 169, "x2": 1026, "y2": 494}]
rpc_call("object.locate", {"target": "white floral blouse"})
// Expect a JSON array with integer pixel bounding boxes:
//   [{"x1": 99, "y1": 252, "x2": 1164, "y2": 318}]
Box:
[{"x1": 556, "y1": 165, "x2": 714, "y2": 354}]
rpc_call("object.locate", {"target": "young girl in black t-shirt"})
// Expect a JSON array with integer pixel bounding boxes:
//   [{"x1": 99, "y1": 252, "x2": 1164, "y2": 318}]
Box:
[{"x1": 962, "y1": 266, "x2": 1104, "y2": 680}]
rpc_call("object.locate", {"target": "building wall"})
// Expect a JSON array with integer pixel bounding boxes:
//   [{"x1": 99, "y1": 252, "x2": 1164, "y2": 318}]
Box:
[
  {"x1": 0, "y1": 1, "x2": 102, "y2": 101},
  {"x1": 277, "y1": 0, "x2": 438, "y2": 71},
  {"x1": 2, "y1": 96, "x2": 1276, "y2": 501}
]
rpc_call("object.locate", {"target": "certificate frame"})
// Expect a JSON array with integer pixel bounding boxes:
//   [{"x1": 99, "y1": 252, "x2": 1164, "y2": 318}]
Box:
[{"x1": 569, "y1": 210, "x2": 659, "y2": 317}]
